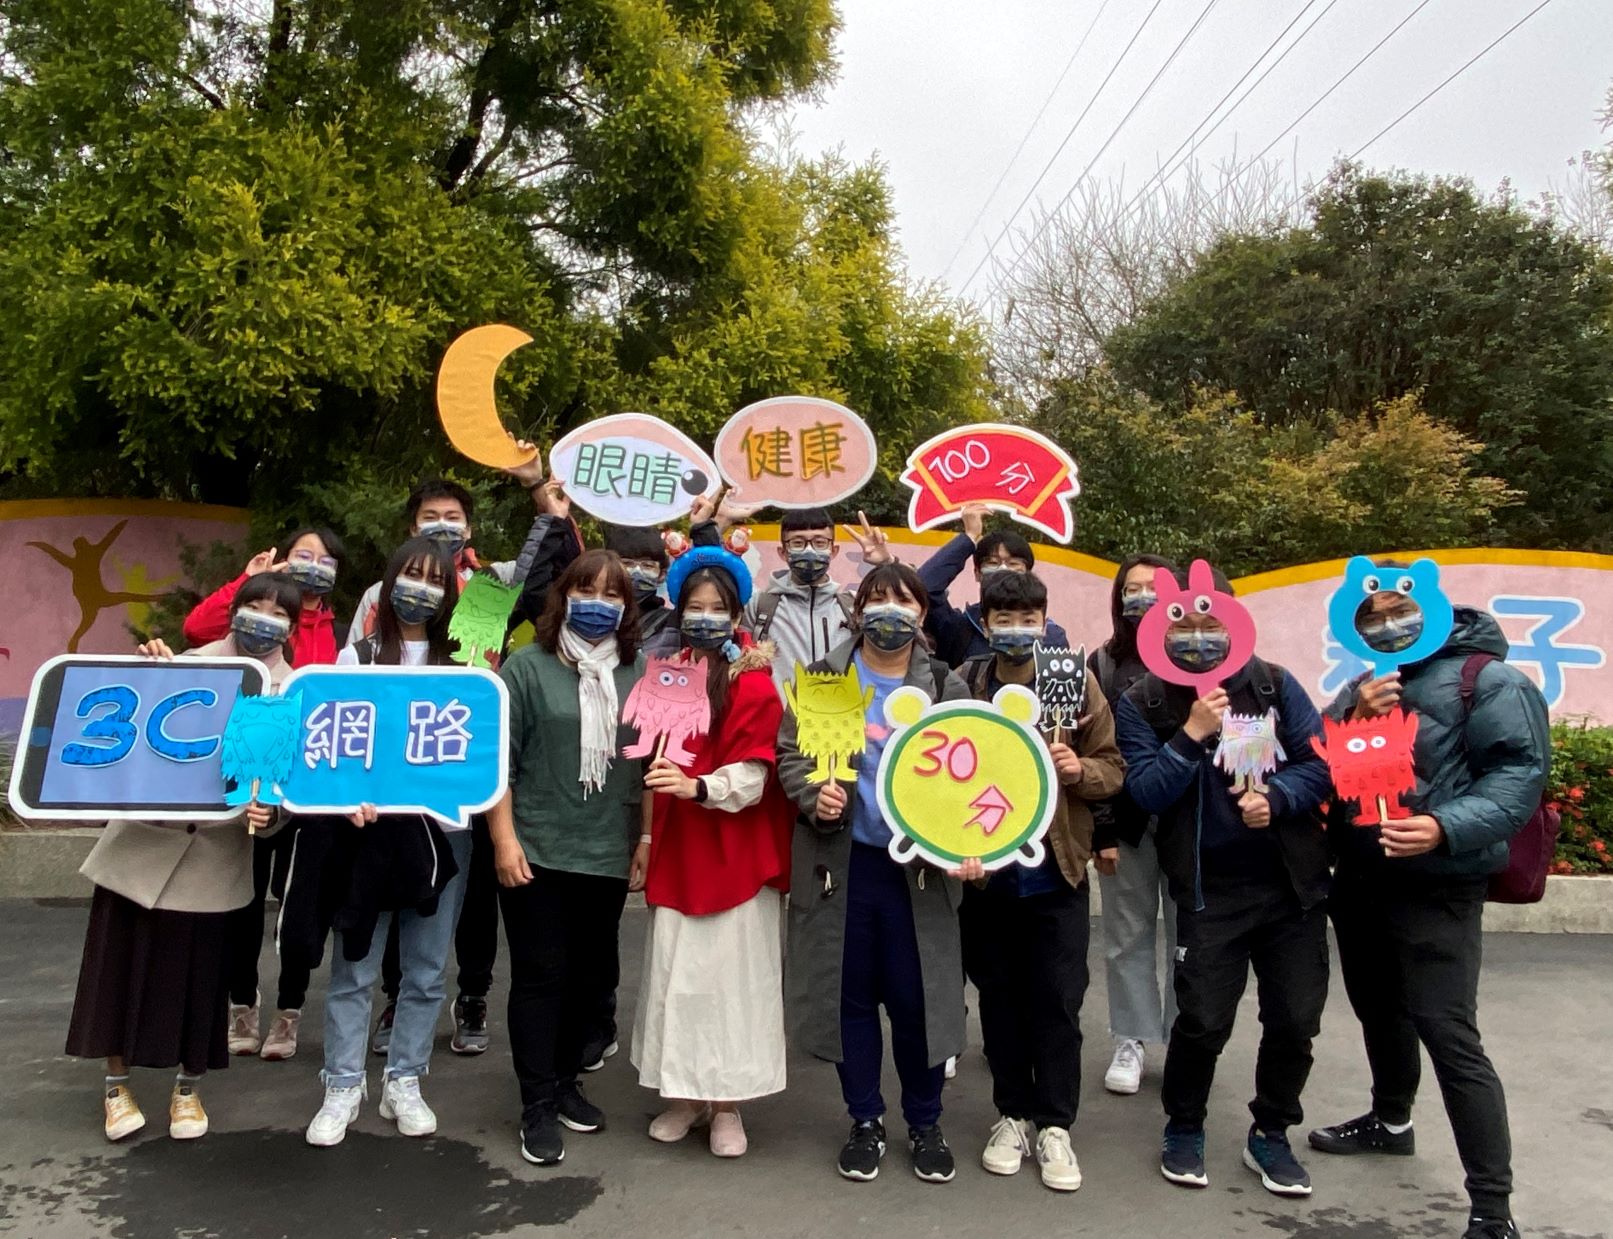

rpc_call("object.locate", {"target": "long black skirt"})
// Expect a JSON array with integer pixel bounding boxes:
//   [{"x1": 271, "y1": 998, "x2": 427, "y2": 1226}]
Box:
[{"x1": 65, "y1": 886, "x2": 232, "y2": 1073}]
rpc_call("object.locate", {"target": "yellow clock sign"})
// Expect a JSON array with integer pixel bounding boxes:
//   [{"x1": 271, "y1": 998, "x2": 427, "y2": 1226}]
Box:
[{"x1": 875, "y1": 684, "x2": 1057, "y2": 871}]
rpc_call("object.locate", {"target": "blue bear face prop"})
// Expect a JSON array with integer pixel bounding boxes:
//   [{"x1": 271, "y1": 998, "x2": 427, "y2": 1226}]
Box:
[{"x1": 1327, "y1": 556, "x2": 1455, "y2": 677}]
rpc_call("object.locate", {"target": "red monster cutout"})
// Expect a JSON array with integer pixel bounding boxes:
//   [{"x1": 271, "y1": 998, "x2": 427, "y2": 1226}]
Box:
[{"x1": 1310, "y1": 709, "x2": 1420, "y2": 827}]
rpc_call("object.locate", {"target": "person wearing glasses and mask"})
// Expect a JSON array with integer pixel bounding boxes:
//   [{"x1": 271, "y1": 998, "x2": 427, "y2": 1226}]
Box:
[
  {"x1": 776, "y1": 563, "x2": 972, "y2": 1186},
  {"x1": 183, "y1": 527, "x2": 346, "y2": 666}
]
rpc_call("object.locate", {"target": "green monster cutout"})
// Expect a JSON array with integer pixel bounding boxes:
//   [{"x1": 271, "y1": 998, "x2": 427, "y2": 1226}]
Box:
[{"x1": 449, "y1": 574, "x2": 521, "y2": 669}]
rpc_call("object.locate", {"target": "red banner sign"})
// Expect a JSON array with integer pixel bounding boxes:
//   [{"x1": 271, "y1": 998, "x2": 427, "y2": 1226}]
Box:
[{"x1": 900, "y1": 425, "x2": 1080, "y2": 543}]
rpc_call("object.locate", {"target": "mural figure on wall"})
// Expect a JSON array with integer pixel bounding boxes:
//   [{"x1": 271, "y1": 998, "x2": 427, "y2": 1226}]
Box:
[{"x1": 26, "y1": 520, "x2": 170, "y2": 651}]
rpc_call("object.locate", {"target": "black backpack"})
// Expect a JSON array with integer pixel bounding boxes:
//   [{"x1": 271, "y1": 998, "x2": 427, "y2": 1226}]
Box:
[{"x1": 1129, "y1": 657, "x2": 1281, "y2": 737}]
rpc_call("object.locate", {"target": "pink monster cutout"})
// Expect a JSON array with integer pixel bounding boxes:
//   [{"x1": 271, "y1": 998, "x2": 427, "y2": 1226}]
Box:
[
  {"x1": 621, "y1": 653, "x2": 711, "y2": 766},
  {"x1": 1135, "y1": 560, "x2": 1258, "y2": 696}
]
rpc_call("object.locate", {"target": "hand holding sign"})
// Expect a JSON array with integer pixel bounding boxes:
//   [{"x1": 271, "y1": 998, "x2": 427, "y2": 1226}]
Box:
[
  {"x1": 435, "y1": 325, "x2": 541, "y2": 471},
  {"x1": 901, "y1": 425, "x2": 1080, "y2": 544}
]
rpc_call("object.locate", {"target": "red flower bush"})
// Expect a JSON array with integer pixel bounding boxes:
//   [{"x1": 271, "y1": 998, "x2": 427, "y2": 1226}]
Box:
[{"x1": 1546, "y1": 722, "x2": 1613, "y2": 876}]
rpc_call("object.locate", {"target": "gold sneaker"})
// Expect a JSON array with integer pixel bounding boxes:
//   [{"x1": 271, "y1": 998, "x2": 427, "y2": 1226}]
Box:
[
  {"x1": 169, "y1": 1085, "x2": 209, "y2": 1140},
  {"x1": 104, "y1": 1084, "x2": 146, "y2": 1142}
]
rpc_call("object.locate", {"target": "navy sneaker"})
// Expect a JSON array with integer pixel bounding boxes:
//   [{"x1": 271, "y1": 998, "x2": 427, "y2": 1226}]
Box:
[
  {"x1": 908, "y1": 1124, "x2": 956, "y2": 1183},
  {"x1": 1463, "y1": 1218, "x2": 1521, "y2": 1239},
  {"x1": 837, "y1": 1119, "x2": 886, "y2": 1181},
  {"x1": 556, "y1": 1081, "x2": 605, "y2": 1134},
  {"x1": 1160, "y1": 1121, "x2": 1208, "y2": 1188},
  {"x1": 1309, "y1": 1111, "x2": 1415, "y2": 1156},
  {"x1": 1244, "y1": 1126, "x2": 1313, "y2": 1196}
]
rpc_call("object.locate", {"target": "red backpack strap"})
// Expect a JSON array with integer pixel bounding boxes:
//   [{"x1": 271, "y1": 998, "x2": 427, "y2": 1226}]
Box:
[{"x1": 1458, "y1": 652, "x2": 1501, "y2": 713}]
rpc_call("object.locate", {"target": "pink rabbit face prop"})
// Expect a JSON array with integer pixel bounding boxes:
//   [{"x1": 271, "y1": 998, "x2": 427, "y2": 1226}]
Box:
[{"x1": 1135, "y1": 560, "x2": 1258, "y2": 695}]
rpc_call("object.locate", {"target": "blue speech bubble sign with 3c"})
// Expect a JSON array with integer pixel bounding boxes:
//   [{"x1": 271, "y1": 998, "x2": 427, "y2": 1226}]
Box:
[
  {"x1": 1326, "y1": 556, "x2": 1455, "y2": 678},
  {"x1": 277, "y1": 665, "x2": 509, "y2": 826}
]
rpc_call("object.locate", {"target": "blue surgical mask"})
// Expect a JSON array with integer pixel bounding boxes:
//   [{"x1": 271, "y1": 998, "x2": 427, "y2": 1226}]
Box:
[
  {"x1": 681, "y1": 613, "x2": 735, "y2": 650},
  {"x1": 1360, "y1": 612, "x2": 1425, "y2": 653},
  {"x1": 1164, "y1": 628, "x2": 1231, "y2": 671},
  {"x1": 626, "y1": 566, "x2": 662, "y2": 606},
  {"x1": 988, "y1": 625, "x2": 1042, "y2": 664},
  {"x1": 861, "y1": 604, "x2": 921, "y2": 652},
  {"x1": 1121, "y1": 589, "x2": 1156, "y2": 620},
  {"x1": 417, "y1": 520, "x2": 468, "y2": 555},
  {"x1": 285, "y1": 559, "x2": 337, "y2": 596},
  {"x1": 566, "y1": 597, "x2": 624, "y2": 641},
  {"x1": 391, "y1": 578, "x2": 445, "y2": 626},
  {"x1": 787, "y1": 547, "x2": 832, "y2": 586},
  {"x1": 231, "y1": 609, "x2": 292, "y2": 656}
]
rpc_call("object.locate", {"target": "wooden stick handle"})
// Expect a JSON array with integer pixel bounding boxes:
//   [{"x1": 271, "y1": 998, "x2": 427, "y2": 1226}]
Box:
[{"x1": 249, "y1": 779, "x2": 261, "y2": 834}]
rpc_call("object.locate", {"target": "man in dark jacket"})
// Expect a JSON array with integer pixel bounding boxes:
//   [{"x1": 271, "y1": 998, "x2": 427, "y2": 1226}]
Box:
[
  {"x1": 1114, "y1": 562, "x2": 1331, "y2": 1199},
  {"x1": 916, "y1": 503, "x2": 1069, "y2": 667},
  {"x1": 1309, "y1": 586, "x2": 1549, "y2": 1239}
]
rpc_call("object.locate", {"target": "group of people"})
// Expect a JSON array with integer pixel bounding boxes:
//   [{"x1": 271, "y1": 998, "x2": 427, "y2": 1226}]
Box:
[{"x1": 63, "y1": 452, "x2": 1548, "y2": 1239}]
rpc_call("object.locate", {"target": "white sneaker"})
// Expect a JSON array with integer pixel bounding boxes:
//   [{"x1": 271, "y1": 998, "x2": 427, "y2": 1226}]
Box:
[
  {"x1": 1105, "y1": 1039, "x2": 1144, "y2": 1095},
  {"x1": 379, "y1": 1075, "x2": 437, "y2": 1137},
  {"x1": 944, "y1": 1055, "x2": 957, "y2": 1080},
  {"x1": 981, "y1": 1115, "x2": 1033, "y2": 1175},
  {"x1": 1036, "y1": 1126, "x2": 1083, "y2": 1192},
  {"x1": 227, "y1": 998, "x2": 261, "y2": 1056},
  {"x1": 306, "y1": 1082, "x2": 365, "y2": 1147}
]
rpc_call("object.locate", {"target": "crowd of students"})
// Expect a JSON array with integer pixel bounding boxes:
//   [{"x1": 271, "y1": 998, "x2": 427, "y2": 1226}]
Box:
[{"x1": 62, "y1": 457, "x2": 1549, "y2": 1239}]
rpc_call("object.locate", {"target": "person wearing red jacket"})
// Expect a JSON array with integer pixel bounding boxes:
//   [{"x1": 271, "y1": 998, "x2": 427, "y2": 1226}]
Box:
[
  {"x1": 183, "y1": 528, "x2": 345, "y2": 668},
  {"x1": 629, "y1": 545, "x2": 793, "y2": 1160}
]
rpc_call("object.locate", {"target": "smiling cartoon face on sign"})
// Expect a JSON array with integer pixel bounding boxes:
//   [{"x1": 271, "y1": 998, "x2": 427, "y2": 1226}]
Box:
[{"x1": 874, "y1": 683, "x2": 1057, "y2": 872}]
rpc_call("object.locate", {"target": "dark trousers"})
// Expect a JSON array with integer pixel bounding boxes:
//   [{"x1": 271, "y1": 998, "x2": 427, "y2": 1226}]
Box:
[
  {"x1": 837, "y1": 843, "x2": 944, "y2": 1130},
  {"x1": 498, "y1": 866, "x2": 628, "y2": 1111},
  {"x1": 381, "y1": 814, "x2": 498, "y2": 1005},
  {"x1": 225, "y1": 828, "x2": 311, "y2": 1010},
  {"x1": 1162, "y1": 874, "x2": 1328, "y2": 1132},
  {"x1": 961, "y1": 878, "x2": 1090, "y2": 1130},
  {"x1": 1331, "y1": 869, "x2": 1512, "y2": 1216}
]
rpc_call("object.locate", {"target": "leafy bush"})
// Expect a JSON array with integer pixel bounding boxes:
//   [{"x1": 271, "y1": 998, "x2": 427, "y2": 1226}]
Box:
[{"x1": 1547, "y1": 721, "x2": 1613, "y2": 875}]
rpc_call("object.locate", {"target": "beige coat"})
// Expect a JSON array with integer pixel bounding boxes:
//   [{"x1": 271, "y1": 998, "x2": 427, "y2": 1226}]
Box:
[{"x1": 78, "y1": 638, "x2": 287, "y2": 914}]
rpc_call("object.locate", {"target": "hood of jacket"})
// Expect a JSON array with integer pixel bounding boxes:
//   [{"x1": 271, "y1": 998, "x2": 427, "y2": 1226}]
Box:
[{"x1": 1407, "y1": 605, "x2": 1510, "y2": 670}]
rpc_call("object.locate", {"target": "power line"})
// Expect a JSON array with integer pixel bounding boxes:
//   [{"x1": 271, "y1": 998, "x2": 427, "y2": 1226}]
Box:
[
  {"x1": 950, "y1": 0, "x2": 1169, "y2": 295},
  {"x1": 1350, "y1": 0, "x2": 1559, "y2": 158},
  {"x1": 938, "y1": 0, "x2": 1115, "y2": 283}
]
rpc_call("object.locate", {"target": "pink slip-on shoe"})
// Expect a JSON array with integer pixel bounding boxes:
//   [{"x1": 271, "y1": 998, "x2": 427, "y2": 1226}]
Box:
[
  {"x1": 649, "y1": 1101, "x2": 711, "y2": 1143},
  {"x1": 709, "y1": 1109, "x2": 747, "y2": 1158}
]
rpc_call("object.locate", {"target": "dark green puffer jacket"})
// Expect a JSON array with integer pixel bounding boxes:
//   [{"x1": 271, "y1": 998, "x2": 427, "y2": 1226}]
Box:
[{"x1": 1325, "y1": 607, "x2": 1551, "y2": 879}]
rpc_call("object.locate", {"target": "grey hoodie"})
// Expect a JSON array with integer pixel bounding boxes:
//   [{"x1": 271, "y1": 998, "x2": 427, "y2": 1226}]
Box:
[{"x1": 742, "y1": 569, "x2": 855, "y2": 686}]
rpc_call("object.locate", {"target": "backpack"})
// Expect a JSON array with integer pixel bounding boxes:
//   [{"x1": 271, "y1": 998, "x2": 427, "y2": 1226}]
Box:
[
  {"x1": 751, "y1": 587, "x2": 855, "y2": 643},
  {"x1": 1131, "y1": 656, "x2": 1281, "y2": 737},
  {"x1": 1459, "y1": 654, "x2": 1560, "y2": 905}
]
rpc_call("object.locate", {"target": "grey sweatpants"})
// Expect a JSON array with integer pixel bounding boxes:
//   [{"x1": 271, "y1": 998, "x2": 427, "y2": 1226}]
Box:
[{"x1": 1099, "y1": 826, "x2": 1178, "y2": 1044}]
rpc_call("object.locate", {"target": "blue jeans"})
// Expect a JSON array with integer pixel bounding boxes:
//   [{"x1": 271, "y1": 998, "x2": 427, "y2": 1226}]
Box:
[{"x1": 321, "y1": 828, "x2": 472, "y2": 1088}]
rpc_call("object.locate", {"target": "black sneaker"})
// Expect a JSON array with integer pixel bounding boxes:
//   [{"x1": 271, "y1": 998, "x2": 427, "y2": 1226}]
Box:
[
  {"x1": 1161, "y1": 1121, "x2": 1209, "y2": 1188},
  {"x1": 1308, "y1": 1112, "x2": 1415, "y2": 1156},
  {"x1": 1463, "y1": 1218, "x2": 1521, "y2": 1239},
  {"x1": 520, "y1": 1104, "x2": 565, "y2": 1166},
  {"x1": 451, "y1": 996, "x2": 489, "y2": 1055},
  {"x1": 581, "y1": 1026, "x2": 619, "y2": 1073},
  {"x1": 369, "y1": 1002, "x2": 395, "y2": 1056},
  {"x1": 556, "y1": 1081, "x2": 605, "y2": 1134},
  {"x1": 837, "y1": 1119, "x2": 886, "y2": 1181},
  {"x1": 1244, "y1": 1125, "x2": 1313, "y2": 1197},
  {"x1": 908, "y1": 1124, "x2": 955, "y2": 1183}
]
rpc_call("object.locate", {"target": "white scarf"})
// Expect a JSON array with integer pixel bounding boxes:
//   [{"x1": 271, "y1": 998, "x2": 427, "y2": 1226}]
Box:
[{"x1": 558, "y1": 626, "x2": 621, "y2": 796}]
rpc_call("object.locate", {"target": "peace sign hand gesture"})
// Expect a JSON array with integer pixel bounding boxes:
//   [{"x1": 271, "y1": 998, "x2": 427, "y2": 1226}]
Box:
[{"x1": 845, "y1": 510, "x2": 893, "y2": 566}]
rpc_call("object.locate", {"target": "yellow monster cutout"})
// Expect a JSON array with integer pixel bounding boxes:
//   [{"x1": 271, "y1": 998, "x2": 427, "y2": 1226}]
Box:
[
  {"x1": 875, "y1": 684, "x2": 1057, "y2": 872},
  {"x1": 783, "y1": 662, "x2": 874, "y2": 784}
]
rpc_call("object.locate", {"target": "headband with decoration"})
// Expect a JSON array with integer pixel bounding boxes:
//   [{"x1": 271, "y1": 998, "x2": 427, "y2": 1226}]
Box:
[{"x1": 665, "y1": 544, "x2": 754, "y2": 609}]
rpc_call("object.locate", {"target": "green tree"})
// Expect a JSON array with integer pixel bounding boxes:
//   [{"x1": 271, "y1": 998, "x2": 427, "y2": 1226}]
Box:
[{"x1": 1104, "y1": 164, "x2": 1613, "y2": 550}]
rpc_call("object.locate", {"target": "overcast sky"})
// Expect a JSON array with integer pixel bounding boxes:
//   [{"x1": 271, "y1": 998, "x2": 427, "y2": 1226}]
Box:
[{"x1": 787, "y1": 0, "x2": 1612, "y2": 309}]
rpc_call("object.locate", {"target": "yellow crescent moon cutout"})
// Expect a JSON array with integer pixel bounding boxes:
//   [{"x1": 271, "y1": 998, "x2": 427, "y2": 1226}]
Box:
[{"x1": 435, "y1": 324, "x2": 540, "y2": 469}]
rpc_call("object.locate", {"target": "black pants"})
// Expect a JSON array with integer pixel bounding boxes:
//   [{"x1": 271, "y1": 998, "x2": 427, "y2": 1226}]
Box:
[
  {"x1": 225, "y1": 828, "x2": 311, "y2": 1010},
  {"x1": 381, "y1": 814, "x2": 498, "y2": 1005},
  {"x1": 1161, "y1": 874, "x2": 1327, "y2": 1132},
  {"x1": 961, "y1": 878, "x2": 1090, "y2": 1130},
  {"x1": 498, "y1": 866, "x2": 628, "y2": 1111},
  {"x1": 1331, "y1": 868, "x2": 1512, "y2": 1217}
]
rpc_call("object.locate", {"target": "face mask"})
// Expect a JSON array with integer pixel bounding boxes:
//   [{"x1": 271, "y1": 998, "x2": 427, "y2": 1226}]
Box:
[
  {"x1": 285, "y1": 559, "x2": 337, "y2": 596},
  {"x1": 861, "y1": 604, "x2": 921, "y2": 652},
  {"x1": 787, "y1": 547, "x2": 832, "y2": 586},
  {"x1": 391, "y1": 578, "x2": 445, "y2": 626},
  {"x1": 231, "y1": 609, "x2": 292, "y2": 656},
  {"x1": 1360, "y1": 611, "x2": 1425, "y2": 653},
  {"x1": 565, "y1": 597, "x2": 624, "y2": 641},
  {"x1": 1165, "y1": 628, "x2": 1231, "y2": 671},
  {"x1": 417, "y1": 520, "x2": 468, "y2": 555},
  {"x1": 1121, "y1": 589, "x2": 1156, "y2": 620},
  {"x1": 626, "y1": 566, "x2": 662, "y2": 606},
  {"x1": 681, "y1": 613, "x2": 734, "y2": 650},
  {"x1": 988, "y1": 625, "x2": 1042, "y2": 663}
]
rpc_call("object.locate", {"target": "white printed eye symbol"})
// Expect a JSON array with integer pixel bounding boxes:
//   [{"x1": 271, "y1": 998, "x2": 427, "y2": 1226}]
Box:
[
  {"x1": 1346, "y1": 738, "x2": 1368, "y2": 753},
  {"x1": 1193, "y1": 595, "x2": 1213, "y2": 614},
  {"x1": 657, "y1": 670, "x2": 675, "y2": 686},
  {"x1": 1370, "y1": 735, "x2": 1387, "y2": 749},
  {"x1": 676, "y1": 675, "x2": 690, "y2": 687},
  {"x1": 1396, "y1": 577, "x2": 1415, "y2": 594}
]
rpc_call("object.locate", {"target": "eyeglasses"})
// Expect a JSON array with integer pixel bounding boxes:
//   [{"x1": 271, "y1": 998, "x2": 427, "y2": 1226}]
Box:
[
  {"x1": 288, "y1": 549, "x2": 339, "y2": 569},
  {"x1": 784, "y1": 537, "x2": 834, "y2": 553}
]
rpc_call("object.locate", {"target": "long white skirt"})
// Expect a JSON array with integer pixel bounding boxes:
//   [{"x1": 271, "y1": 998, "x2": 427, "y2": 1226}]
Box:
[{"x1": 630, "y1": 886, "x2": 787, "y2": 1102}]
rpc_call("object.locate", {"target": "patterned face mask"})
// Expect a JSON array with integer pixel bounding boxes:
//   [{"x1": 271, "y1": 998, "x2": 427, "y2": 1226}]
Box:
[
  {"x1": 391, "y1": 578, "x2": 445, "y2": 626},
  {"x1": 861, "y1": 604, "x2": 921, "y2": 652},
  {"x1": 231, "y1": 608, "x2": 292, "y2": 656}
]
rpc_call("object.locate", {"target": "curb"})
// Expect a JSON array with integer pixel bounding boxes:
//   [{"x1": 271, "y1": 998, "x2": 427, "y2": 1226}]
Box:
[{"x1": 2, "y1": 830, "x2": 1610, "y2": 931}]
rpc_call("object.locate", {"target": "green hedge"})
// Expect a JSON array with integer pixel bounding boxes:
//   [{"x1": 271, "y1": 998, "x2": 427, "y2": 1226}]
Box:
[{"x1": 1548, "y1": 722, "x2": 1613, "y2": 875}]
